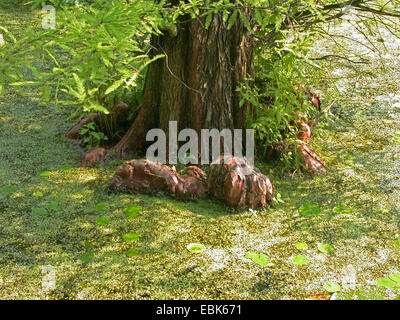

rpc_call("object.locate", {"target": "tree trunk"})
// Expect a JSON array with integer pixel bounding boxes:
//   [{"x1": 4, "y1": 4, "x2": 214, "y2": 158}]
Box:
[{"x1": 114, "y1": 7, "x2": 254, "y2": 158}]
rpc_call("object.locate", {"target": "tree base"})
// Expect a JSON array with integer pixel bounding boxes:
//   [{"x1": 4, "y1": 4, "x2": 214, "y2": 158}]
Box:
[{"x1": 109, "y1": 156, "x2": 274, "y2": 209}]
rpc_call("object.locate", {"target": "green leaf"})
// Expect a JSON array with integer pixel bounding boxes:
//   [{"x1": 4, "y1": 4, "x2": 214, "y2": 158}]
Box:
[
  {"x1": 376, "y1": 277, "x2": 398, "y2": 289},
  {"x1": 79, "y1": 251, "x2": 94, "y2": 263},
  {"x1": 32, "y1": 207, "x2": 47, "y2": 215},
  {"x1": 205, "y1": 13, "x2": 213, "y2": 29},
  {"x1": 239, "y1": 11, "x2": 251, "y2": 31},
  {"x1": 105, "y1": 79, "x2": 124, "y2": 95},
  {"x1": 124, "y1": 205, "x2": 141, "y2": 218},
  {"x1": 123, "y1": 233, "x2": 139, "y2": 242},
  {"x1": 227, "y1": 10, "x2": 238, "y2": 30},
  {"x1": 295, "y1": 242, "x2": 308, "y2": 250},
  {"x1": 72, "y1": 73, "x2": 86, "y2": 100},
  {"x1": 83, "y1": 241, "x2": 94, "y2": 249},
  {"x1": 186, "y1": 243, "x2": 205, "y2": 253},
  {"x1": 85, "y1": 101, "x2": 109, "y2": 114},
  {"x1": 0, "y1": 185, "x2": 16, "y2": 195},
  {"x1": 245, "y1": 252, "x2": 272, "y2": 266},
  {"x1": 95, "y1": 217, "x2": 110, "y2": 226},
  {"x1": 45, "y1": 201, "x2": 61, "y2": 212},
  {"x1": 318, "y1": 243, "x2": 334, "y2": 255},
  {"x1": 95, "y1": 202, "x2": 108, "y2": 211},
  {"x1": 33, "y1": 191, "x2": 44, "y2": 197},
  {"x1": 333, "y1": 204, "x2": 352, "y2": 215},
  {"x1": 125, "y1": 248, "x2": 139, "y2": 257},
  {"x1": 323, "y1": 282, "x2": 341, "y2": 293},
  {"x1": 39, "y1": 171, "x2": 52, "y2": 177},
  {"x1": 60, "y1": 166, "x2": 72, "y2": 172},
  {"x1": 389, "y1": 273, "x2": 400, "y2": 285},
  {"x1": 299, "y1": 203, "x2": 321, "y2": 216},
  {"x1": 292, "y1": 255, "x2": 310, "y2": 265}
]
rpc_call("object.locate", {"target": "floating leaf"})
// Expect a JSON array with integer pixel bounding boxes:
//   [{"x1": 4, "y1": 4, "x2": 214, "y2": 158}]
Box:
[
  {"x1": 245, "y1": 252, "x2": 272, "y2": 266},
  {"x1": 125, "y1": 248, "x2": 139, "y2": 257},
  {"x1": 376, "y1": 277, "x2": 398, "y2": 289},
  {"x1": 333, "y1": 204, "x2": 352, "y2": 215},
  {"x1": 95, "y1": 202, "x2": 108, "y2": 211},
  {"x1": 295, "y1": 242, "x2": 308, "y2": 250},
  {"x1": 323, "y1": 282, "x2": 341, "y2": 293},
  {"x1": 389, "y1": 273, "x2": 400, "y2": 285},
  {"x1": 318, "y1": 243, "x2": 334, "y2": 255},
  {"x1": 299, "y1": 203, "x2": 321, "y2": 216},
  {"x1": 186, "y1": 243, "x2": 205, "y2": 253},
  {"x1": 292, "y1": 255, "x2": 310, "y2": 265},
  {"x1": 123, "y1": 233, "x2": 139, "y2": 242},
  {"x1": 32, "y1": 207, "x2": 47, "y2": 215},
  {"x1": 39, "y1": 171, "x2": 52, "y2": 177},
  {"x1": 79, "y1": 251, "x2": 94, "y2": 263},
  {"x1": 33, "y1": 191, "x2": 44, "y2": 197},
  {"x1": 0, "y1": 185, "x2": 16, "y2": 195},
  {"x1": 95, "y1": 217, "x2": 110, "y2": 226},
  {"x1": 124, "y1": 205, "x2": 141, "y2": 218},
  {"x1": 394, "y1": 131, "x2": 400, "y2": 143},
  {"x1": 83, "y1": 241, "x2": 94, "y2": 249},
  {"x1": 45, "y1": 201, "x2": 61, "y2": 212}
]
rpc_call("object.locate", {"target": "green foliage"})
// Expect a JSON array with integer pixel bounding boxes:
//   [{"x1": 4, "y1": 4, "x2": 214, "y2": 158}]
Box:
[
  {"x1": 376, "y1": 273, "x2": 400, "y2": 290},
  {"x1": 123, "y1": 233, "x2": 139, "y2": 242},
  {"x1": 95, "y1": 202, "x2": 108, "y2": 211},
  {"x1": 38, "y1": 171, "x2": 52, "y2": 177},
  {"x1": 186, "y1": 243, "x2": 206, "y2": 253},
  {"x1": 95, "y1": 216, "x2": 110, "y2": 226},
  {"x1": 294, "y1": 242, "x2": 308, "y2": 250},
  {"x1": 32, "y1": 207, "x2": 47, "y2": 215},
  {"x1": 125, "y1": 247, "x2": 139, "y2": 257},
  {"x1": 292, "y1": 255, "x2": 309, "y2": 265},
  {"x1": 318, "y1": 243, "x2": 334, "y2": 255},
  {"x1": 79, "y1": 122, "x2": 108, "y2": 149},
  {"x1": 333, "y1": 204, "x2": 353, "y2": 215},
  {"x1": 323, "y1": 282, "x2": 341, "y2": 293},
  {"x1": 1, "y1": 0, "x2": 167, "y2": 118},
  {"x1": 245, "y1": 252, "x2": 273, "y2": 266},
  {"x1": 124, "y1": 205, "x2": 141, "y2": 218},
  {"x1": 45, "y1": 200, "x2": 62, "y2": 212},
  {"x1": 299, "y1": 203, "x2": 321, "y2": 217},
  {"x1": 0, "y1": 185, "x2": 17, "y2": 196}
]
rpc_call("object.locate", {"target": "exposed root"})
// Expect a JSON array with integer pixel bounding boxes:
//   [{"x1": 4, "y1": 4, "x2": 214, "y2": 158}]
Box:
[
  {"x1": 109, "y1": 156, "x2": 275, "y2": 209},
  {"x1": 109, "y1": 159, "x2": 208, "y2": 201},
  {"x1": 208, "y1": 156, "x2": 274, "y2": 209}
]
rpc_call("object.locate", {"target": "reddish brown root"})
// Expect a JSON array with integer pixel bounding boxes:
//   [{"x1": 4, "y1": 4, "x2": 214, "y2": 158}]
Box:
[
  {"x1": 293, "y1": 84, "x2": 321, "y2": 111},
  {"x1": 81, "y1": 147, "x2": 108, "y2": 167},
  {"x1": 109, "y1": 157, "x2": 274, "y2": 208},
  {"x1": 67, "y1": 113, "x2": 99, "y2": 140},
  {"x1": 66, "y1": 101, "x2": 131, "y2": 142},
  {"x1": 296, "y1": 142, "x2": 327, "y2": 175},
  {"x1": 108, "y1": 159, "x2": 208, "y2": 201},
  {"x1": 295, "y1": 116, "x2": 327, "y2": 175},
  {"x1": 208, "y1": 156, "x2": 274, "y2": 209}
]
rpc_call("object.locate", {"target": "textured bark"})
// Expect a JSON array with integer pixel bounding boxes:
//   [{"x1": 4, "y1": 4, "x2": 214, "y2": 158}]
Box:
[
  {"x1": 208, "y1": 156, "x2": 274, "y2": 209},
  {"x1": 114, "y1": 8, "x2": 254, "y2": 157},
  {"x1": 108, "y1": 159, "x2": 208, "y2": 200},
  {"x1": 81, "y1": 147, "x2": 108, "y2": 167},
  {"x1": 296, "y1": 141, "x2": 327, "y2": 175},
  {"x1": 109, "y1": 156, "x2": 274, "y2": 209}
]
